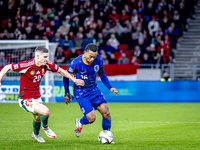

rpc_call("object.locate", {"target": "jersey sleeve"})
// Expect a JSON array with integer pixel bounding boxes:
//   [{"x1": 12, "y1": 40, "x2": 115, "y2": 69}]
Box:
[
  {"x1": 11, "y1": 61, "x2": 30, "y2": 73},
  {"x1": 46, "y1": 61, "x2": 59, "y2": 72},
  {"x1": 67, "y1": 59, "x2": 77, "y2": 75}
]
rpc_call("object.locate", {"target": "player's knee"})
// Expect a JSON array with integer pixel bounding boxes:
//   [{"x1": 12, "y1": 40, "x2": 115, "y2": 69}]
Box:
[
  {"x1": 43, "y1": 108, "x2": 49, "y2": 117},
  {"x1": 34, "y1": 115, "x2": 41, "y2": 122},
  {"x1": 88, "y1": 115, "x2": 96, "y2": 123},
  {"x1": 103, "y1": 111, "x2": 110, "y2": 119}
]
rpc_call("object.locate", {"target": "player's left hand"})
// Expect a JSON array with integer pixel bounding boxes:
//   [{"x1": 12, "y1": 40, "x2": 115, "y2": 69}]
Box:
[
  {"x1": 64, "y1": 93, "x2": 73, "y2": 105},
  {"x1": 110, "y1": 88, "x2": 119, "y2": 96},
  {"x1": 74, "y1": 79, "x2": 85, "y2": 87}
]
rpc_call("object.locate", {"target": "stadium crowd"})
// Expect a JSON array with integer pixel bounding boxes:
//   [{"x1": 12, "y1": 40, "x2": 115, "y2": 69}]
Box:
[{"x1": 0, "y1": 0, "x2": 197, "y2": 67}]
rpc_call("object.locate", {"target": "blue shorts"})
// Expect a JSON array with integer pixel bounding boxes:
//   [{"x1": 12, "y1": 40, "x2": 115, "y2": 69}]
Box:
[{"x1": 75, "y1": 86, "x2": 107, "y2": 115}]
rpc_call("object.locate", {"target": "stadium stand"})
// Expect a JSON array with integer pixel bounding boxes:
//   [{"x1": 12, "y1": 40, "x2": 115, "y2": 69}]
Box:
[{"x1": 0, "y1": 0, "x2": 197, "y2": 68}]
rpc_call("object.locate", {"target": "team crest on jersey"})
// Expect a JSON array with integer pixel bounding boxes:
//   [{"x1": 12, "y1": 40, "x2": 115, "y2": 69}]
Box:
[
  {"x1": 30, "y1": 70, "x2": 35, "y2": 75},
  {"x1": 94, "y1": 65, "x2": 99, "y2": 72},
  {"x1": 42, "y1": 68, "x2": 45, "y2": 74}
]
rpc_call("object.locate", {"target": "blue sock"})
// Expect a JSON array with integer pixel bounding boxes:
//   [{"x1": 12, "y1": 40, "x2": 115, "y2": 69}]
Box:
[
  {"x1": 40, "y1": 116, "x2": 49, "y2": 128},
  {"x1": 80, "y1": 116, "x2": 90, "y2": 125},
  {"x1": 102, "y1": 117, "x2": 111, "y2": 131},
  {"x1": 33, "y1": 120, "x2": 41, "y2": 135}
]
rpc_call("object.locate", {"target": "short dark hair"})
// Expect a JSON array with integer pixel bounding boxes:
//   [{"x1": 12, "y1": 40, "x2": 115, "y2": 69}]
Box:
[
  {"x1": 35, "y1": 46, "x2": 48, "y2": 53},
  {"x1": 85, "y1": 43, "x2": 98, "y2": 52}
]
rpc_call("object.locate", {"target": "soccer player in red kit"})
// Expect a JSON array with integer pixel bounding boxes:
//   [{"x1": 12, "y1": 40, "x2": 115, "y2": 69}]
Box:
[{"x1": 0, "y1": 46, "x2": 84, "y2": 142}]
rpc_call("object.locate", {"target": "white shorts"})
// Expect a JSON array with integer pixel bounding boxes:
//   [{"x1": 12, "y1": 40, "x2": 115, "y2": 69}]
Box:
[{"x1": 18, "y1": 98, "x2": 43, "y2": 114}]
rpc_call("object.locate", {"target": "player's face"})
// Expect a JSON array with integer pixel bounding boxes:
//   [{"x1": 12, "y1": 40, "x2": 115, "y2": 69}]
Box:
[
  {"x1": 84, "y1": 50, "x2": 97, "y2": 64},
  {"x1": 38, "y1": 53, "x2": 49, "y2": 65}
]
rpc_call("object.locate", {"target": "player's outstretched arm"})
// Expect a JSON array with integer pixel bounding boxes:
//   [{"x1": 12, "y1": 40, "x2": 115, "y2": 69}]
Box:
[
  {"x1": 98, "y1": 67, "x2": 119, "y2": 95},
  {"x1": 110, "y1": 88, "x2": 119, "y2": 95},
  {"x1": 0, "y1": 64, "x2": 12, "y2": 86},
  {"x1": 57, "y1": 67, "x2": 85, "y2": 87},
  {"x1": 63, "y1": 76, "x2": 73, "y2": 105}
]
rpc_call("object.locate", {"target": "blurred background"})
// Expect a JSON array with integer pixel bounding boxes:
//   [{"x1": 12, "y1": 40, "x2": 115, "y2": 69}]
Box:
[{"x1": 0, "y1": 0, "x2": 199, "y2": 103}]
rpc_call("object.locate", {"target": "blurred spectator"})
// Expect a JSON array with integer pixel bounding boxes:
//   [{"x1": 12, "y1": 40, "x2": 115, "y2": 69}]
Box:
[
  {"x1": 157, "y1": 41, "x2": 170, "y2": 64},
  {"x1": 63, "y1": 35, "x2": 74, "y2": 50},
  {"x1": 108, "y1": 9, "x2": 120, "y2": 25},
  {"x1": 51, "y1": 32, "x2": 65, "y2": 48},
  {"x1": 109, "y1": 53, "x2": 118, "y2": 64},
  {"x1": 100, "y1": 52, "x2": 109, "y2": 65},
  {"x1": 0, "y1": 52, "x2": 6, "y2": 67},
  {"x1": 70, "y1": 22, "x2": 78, "y2": 35},
  {"x1": 82, "y1": 32, "x2": 95, "y2": 49},
  {"x1": 120, "y1": 27, "x2": 131, "y2": 44},
  {"x1": 140, "y1": 53, "x2": 152, "y2": 67},
  {"x1": 118, "y1": 53, "x2": 129, "y2": 64},
  {"x1": 107, "y1": 34, "x2": 119, "y2": 49},
  {"x1": 58, "y1": 20, "x2": 70, "y2": 36},
  {"x1": 66, "y1": 48, "x2": 79, "y2": 63},
  {"x1": 114, "y1": 22, "x2": 124, "y2": 36},
  {"x1": 97, "y1": 32, "x2": 105, "y2": 47},
  {"x1": 44, "y1": 27, "x2": 54, "y2": 41},
  {"x1": 102, "y1": 41, "x2": 116, "y2": 56},
  {"x1": 148, "y1": 16, "x2": 160, "y2": 36},
  {"x1": 74, "y1": 32, "x2": 83, "y2": 51},
  {"x1": 120, "y1": 9, "x2": 129, "y2": 24},
  {"x1": 128, "y1": 33, "x2": 138, "y2": 50},
  {"x1": 160, "y1": 72, "x2": 171, "y2": 81},
  {"x1": 132, "y1": 45, "x2": 143, "y2": 64},
  {"x1": 54, "y1": 46, "x2": 65, "y2": 64},
  {"x1": 138, "y1": 39, "x2": 146, "y2": 53},
  {"x1": 35, "y1": 23, "x2": 45, "y2": 37},
  {"x1": 25, "y1": 27, "x2": 34, "y2": 39},
  {"x1": 146, "y1": 44, "x2": 156, "y2": 63},
  {"x1": 14, "y1": 28, "x2": 22, "y2": 40}
]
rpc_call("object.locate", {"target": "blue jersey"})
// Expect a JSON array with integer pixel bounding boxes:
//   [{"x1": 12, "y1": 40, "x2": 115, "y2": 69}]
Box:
[
  {"x1": 67, "y1": 54, "x2": 103, "y2": 88},
  {"x1": 64, "y1": 54, "x2": 113, "y2": 115},
  {"x1": 67, "y1": 54, "x2": 112, "y2": 99}
]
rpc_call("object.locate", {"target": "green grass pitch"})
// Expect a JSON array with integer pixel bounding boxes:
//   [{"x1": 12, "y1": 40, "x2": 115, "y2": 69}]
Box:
[{"x1": 0, "y1": 103, "x2": 200, "y2": 150}]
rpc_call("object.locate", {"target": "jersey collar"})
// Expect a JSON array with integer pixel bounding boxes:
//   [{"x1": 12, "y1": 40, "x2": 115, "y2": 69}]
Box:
[{"x1": 82, "y1": 55, "x2": 91, "y2": 65}]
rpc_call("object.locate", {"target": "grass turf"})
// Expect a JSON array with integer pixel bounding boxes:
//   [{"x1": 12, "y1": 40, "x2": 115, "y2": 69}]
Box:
[{"x1": 0, "y1": 103, "x2": 200, "y2": 150}]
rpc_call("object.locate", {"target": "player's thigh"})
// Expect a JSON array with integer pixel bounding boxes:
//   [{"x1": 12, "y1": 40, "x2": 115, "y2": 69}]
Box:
[
  {"x1": 78, "y1": 97, "x2": 94, "y2": 116},
  {"x1": 34, "y1": 103, "x2": 49, "y2": 117},
  {"x1": 18, "y1": 98, "x2": 49, "y2": 116},
  {"x1": 97, "y1": 103, "x2": 110, "y2": 119}
]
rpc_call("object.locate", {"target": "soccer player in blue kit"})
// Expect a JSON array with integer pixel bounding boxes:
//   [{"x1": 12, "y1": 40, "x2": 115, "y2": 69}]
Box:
[{"x1": 63, "y1": 43, "x2": 118, "y2": 140}]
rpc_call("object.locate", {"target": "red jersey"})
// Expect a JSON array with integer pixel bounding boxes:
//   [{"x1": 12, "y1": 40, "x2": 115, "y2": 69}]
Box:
[{"x1": 11, "y1": 58, "x2": 59, "y2": 99}]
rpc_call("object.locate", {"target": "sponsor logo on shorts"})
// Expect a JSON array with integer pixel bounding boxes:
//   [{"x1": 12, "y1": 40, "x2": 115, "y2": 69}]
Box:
[{"x1": 30, "y1": 70, "x2": 35, "y2": 75}]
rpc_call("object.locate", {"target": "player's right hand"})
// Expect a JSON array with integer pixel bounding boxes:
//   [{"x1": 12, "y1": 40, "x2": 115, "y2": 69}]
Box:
[
  {"x1": 75, "y1": 79, "x2": 85, "y2": 87},
  {"x1": 64, "y1": 93, "x2": 73, "y2": 105}
]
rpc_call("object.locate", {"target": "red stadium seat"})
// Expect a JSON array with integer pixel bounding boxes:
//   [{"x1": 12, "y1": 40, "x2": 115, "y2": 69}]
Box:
[
  {"x1": 77, "y1": 50, "x2": 81, "y2": 55},
  {"x1": 63, "y1": 50, "x2": 70, "y2": 58},
  {"x1": 1, "y1": 20, "x2": 7, "y2": 28},
  {"x1": 126, "y1": 50, "x2": 134, "y2": 63},
  {"x1": 113, "y1": 51, "x2": 121, "y2": 60},
  {"x1": 118, "y1": 44, "x2": 128, "y2": 52}
]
